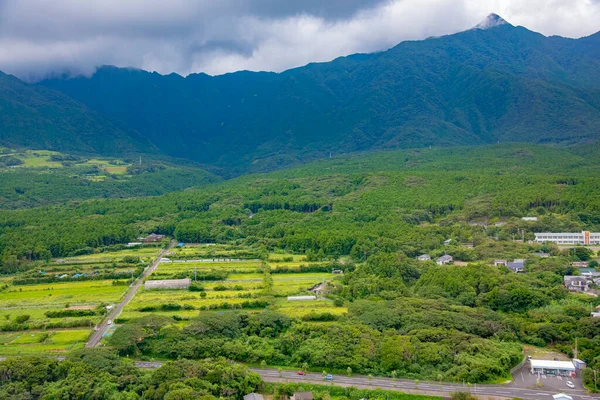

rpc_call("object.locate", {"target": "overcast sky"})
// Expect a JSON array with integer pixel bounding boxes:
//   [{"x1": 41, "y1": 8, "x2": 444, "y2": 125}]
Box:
[{"x1": 0, "y1": 0, "x2": 599, "y2": 82}]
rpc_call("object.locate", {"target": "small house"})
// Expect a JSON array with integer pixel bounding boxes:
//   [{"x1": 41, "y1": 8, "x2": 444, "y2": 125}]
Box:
[
  {"x1": 507, "y1": 259, "x2": 525, "y2": 273},
  {"x1": 494, "y1": 259, "x2": 508, "y2": 267},
  {"x1": 564, "y1": 276, "x2": 589, "y2": 292},
  {"x1": 417, "y1": 254, "x2": 431, "y2": 261},
  {"x1": 244, "y1": 394, "x2": 264, "y2": 400},
  {"x1": 436, "y1": 255, "x2": 453, "y2": 265},
  {"x1": 522, "y1": 217, "x2": 538, "y2": 221},
  {"x1": 142, "y1": 233, "x2": 166, "y2": 243}
]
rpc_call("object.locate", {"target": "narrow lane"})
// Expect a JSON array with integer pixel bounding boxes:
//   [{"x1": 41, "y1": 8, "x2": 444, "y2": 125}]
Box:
[{"x1": 85, "y1": 241, "x2": 174, "y2": 347}]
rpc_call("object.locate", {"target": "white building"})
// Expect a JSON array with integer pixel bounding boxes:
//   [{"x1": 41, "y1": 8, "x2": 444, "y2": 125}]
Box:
[
  {"x1": 522, "y1": 217, "x2": 538, "y2": 221},
  {"x1": 144, "y1": 278, "x2": 191, "y2": 290},
  {"x1": 534, "y1": 231, "x2": 600, "y2": 245},
  {"x1": 417, "y1": 254, "x2": 431, "y2": 261},
  {"x1": 530, "y1": 359, "x2": 575, "y2": 376}
]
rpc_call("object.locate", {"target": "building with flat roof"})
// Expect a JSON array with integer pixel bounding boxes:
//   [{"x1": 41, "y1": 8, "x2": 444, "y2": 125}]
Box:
[
  {"x1": 530, "y1": 359, "x2": 575, "y2": 376},
  {"x1": 535, "y1": 231, "x2": 600, "y2": 245},
  {"x1": 144, "y1": 278, "x2": 191, "y2": 290},
  {"x1": 287, "y1": 296, "x2": 316, "y2": 301}
]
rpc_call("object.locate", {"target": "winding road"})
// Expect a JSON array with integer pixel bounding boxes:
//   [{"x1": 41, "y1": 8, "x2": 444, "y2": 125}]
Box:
[{"x1": 85, "y1": 241, "x2": 174, "y2": 347}]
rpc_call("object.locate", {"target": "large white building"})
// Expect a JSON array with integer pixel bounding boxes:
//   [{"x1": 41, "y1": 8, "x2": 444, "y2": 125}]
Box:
[{"x1": 534, "y1": 231, "x2": 600, "y2": 245}]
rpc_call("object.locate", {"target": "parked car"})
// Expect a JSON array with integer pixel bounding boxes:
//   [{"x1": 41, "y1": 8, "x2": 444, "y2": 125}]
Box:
[
  {"x1": 566, "y1": 381, "x2": 575, "y2": 389},
  {"x1": 324, "y1": 374, "x2": 334, "y2": 381},
  {"x1": 297, "y1": 371, "x2": 306, "y2": 376},
  {"x1": 107, "y1": 320, "x2": 112, "y2": 325}
]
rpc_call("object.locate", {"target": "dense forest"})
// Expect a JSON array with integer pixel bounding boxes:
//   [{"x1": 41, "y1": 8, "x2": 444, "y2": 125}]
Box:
[{"x1": 0, "y1": 349, "x2": 262, "y2": 399}]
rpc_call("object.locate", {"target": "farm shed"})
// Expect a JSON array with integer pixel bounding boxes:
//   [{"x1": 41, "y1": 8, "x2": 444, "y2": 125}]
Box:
[
  {"x1": 144, "y1": 278, "x2": 191, "y2": 290},
  {"x1": 287, "y1": 296, "x2": 316, "y2": 301}
]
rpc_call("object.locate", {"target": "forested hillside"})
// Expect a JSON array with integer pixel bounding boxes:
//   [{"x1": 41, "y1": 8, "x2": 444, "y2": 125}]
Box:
[
  {"x1": 1, "y1": 143, "x2": 599, "y2": 267},
  {"x1": 0, "y1": 149, "x2": 220, "y2": 208},
  {"x1": 40, "y1": 20, "x2": 600, "y2": 172},
  {"x1": 0, "y1": 72, "x2": 155, "y2": 156}
]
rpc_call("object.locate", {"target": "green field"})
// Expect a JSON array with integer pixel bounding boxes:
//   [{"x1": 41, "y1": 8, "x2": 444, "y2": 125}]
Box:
[
  {"x1": 0, "y1": 329, "x2": 89, "y2": 355},
  {"x1": 0, "y1": 247, "x2": 162, "y2": 355},
  {"x1": 118, "y1": 253, "x2": 345, "y2": 322},
  {"x1": 0, "y1": 149, "x2": 131, "y2": 173}
]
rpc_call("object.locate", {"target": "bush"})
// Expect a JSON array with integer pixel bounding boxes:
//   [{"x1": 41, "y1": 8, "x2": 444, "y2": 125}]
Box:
[
  {"x1": 15, "y1": 315, "x2": 30, "y2": 324},
  {"x1": 189, "y1": 282, "x2": 205, "y2": 292}
]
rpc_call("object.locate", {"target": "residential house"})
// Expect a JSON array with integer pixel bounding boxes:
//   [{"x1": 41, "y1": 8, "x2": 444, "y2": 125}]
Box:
[
  {"x1": 436, "y1": 255, "x2": 453, "y2": 265},
  {"x1": 244, "y1": 394, "x2": 264, "y2": 400},
  {"x1": 494, "y1": 259, "x2": 508, "y2": 267},
  {"x1": 142, "y1": 233, "x2": 166, "y2": 243},
  {"x1": 507, "y1": 259, "x2": 525, "y2": 273},
  {"x1": 564, "y1": 276, "x2": 590, "y2": 292},
  {"x1": 417, "y1": 254, "x2": 431, "y2": 261}
]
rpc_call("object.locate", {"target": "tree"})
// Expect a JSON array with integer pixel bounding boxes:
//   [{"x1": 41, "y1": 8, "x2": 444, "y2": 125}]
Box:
[
  {"x1": 346, "y1": 367, "x2": 352, "y2": 377},
  {"x1": 109, "y1": 324, "x2": 144, "y2": 355}
]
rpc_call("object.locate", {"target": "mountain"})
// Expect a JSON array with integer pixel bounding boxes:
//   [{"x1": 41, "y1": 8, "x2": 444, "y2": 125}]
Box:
[
  {"x1": 0, "y1": 71, "x2": 156, "y2": 155},
  {"x1": 38, "y1": 16, "x2": 600, "y2": 172}
]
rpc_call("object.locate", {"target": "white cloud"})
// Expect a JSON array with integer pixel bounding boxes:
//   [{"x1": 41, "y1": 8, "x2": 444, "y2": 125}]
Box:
[{"x1": 0, "y1": 0, "x2": 598, "y2": 81}]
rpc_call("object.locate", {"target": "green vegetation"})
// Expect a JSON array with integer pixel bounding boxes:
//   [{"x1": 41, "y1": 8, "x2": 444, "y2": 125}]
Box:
[
  {"x1": 0, "y1": 350, "x2": 262, "y2": 399},
  {"x1": 2, "y1": 144, "x2": 600, "y2": 384},
  {"x1": 40, "y1": 25, "x2": 600, "y2": 172},
  {"x1": 0, "y1": 148, "x2": 219, "y2": 209}
]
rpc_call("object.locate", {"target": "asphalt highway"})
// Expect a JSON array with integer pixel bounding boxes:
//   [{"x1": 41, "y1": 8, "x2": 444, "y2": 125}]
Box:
[{"x1": 133, "y1": 362, "x2": 598, "y2": 400}]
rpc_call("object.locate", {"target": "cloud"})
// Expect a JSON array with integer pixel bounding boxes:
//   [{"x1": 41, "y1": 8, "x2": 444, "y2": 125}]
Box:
[{"x1": 0, "y1": 0, "x2": 598, "y2": 81}]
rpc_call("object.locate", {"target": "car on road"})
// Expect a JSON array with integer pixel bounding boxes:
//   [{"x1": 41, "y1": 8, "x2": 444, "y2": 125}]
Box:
[
  {"x1": 566, "y1": 381, "x2": 575, "y2": 389},
  {"x1": 107, "y1": 320, "x2": 112, "y2": 325},
  {"x1": 297, "y1": 371, "x2": 306, "y2": 376},
  {"x1": 324, "y1": 374, "x2": 333, "y2": 381}
]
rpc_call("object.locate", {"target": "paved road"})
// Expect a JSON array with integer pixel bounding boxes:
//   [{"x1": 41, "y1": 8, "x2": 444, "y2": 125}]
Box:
[
  {"x1": 85, "y1": 242, "x2": 175, "y2": 347},
  {"x1": 134, "y1": 363, "x2": 599, "y2": 400}
]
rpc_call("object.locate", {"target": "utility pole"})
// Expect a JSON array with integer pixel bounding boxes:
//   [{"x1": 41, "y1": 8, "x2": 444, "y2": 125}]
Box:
[
  {"x1": 574, "y1": 337, "x2": 578, "y2": 360},
  {"x1": 594, "y1": 369, "x2": 597, "y2": 391}
]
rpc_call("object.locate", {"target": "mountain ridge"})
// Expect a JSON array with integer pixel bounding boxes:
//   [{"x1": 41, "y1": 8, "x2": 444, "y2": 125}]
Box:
[{"x1": 5, "y1": 16, "x2": 600, "y2": 173}]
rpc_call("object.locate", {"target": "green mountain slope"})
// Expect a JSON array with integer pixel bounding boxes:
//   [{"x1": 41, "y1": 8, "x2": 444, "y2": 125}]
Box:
[
  {"x1": 39, "y1": 18, "x2": 600, "y2": 172},
  {"x1": 0, "y1": 71, "x2": 156, "y2": 155}
]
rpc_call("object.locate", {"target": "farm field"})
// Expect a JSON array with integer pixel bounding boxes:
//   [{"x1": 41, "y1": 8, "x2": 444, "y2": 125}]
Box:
[
  {"x1": 58, "y1": 246, "x2": 161, "y2": 264},
  {"x1": 0, "y1": 329, "x2": 90, "y2": 356},
  {"x1": 119, "y1": 249, "x2": 347, "y2": 323},
  {"x1": 0, "y1": 247, "x2": 158, "y2": 354},
  {"x1": 0, "y1": 149, "x2": 131, "y2": 173}
]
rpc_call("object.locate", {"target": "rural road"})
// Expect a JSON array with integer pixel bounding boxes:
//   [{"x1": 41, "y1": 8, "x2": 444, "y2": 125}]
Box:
[
  {"x1": 85, "y1": 241, "x2": 175, "y2": 347},
  {"x1": 134, "y1": 362, "x2": 599, "y2": 400}
]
